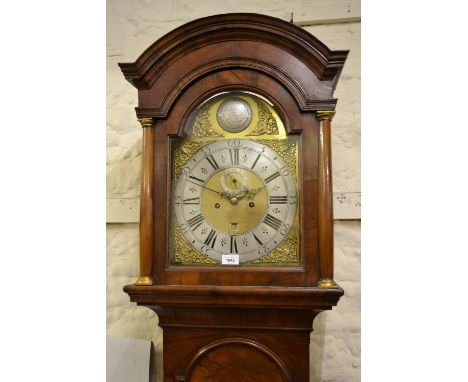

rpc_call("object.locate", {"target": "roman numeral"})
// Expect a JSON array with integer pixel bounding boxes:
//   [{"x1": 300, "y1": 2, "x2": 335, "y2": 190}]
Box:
[
  {"x1": 206, "y1": 155, "x2": 219, "y2": 170},
  {"x1": 230, "y1": 236, "x2": 238, "y2": 253},
  {"x1": 229, "y1": 148, "x2": 239, "y2": 165},
  {"x1": 264, "y1": 171, "x2": 280, "y2": 183},
  {"x1": 252, "y1": 233, "x2": 263, "y2": 246},
  {"x1": 183, "y1": 197, "x2": 200, "y2": 205},
  {"x1": 187, "y1": 214, "x2": 204, "y2": 231},
  {"x1": 251, "y1": 153, "x2": 261, "y2": 170},
  {"x1": 269, "y1": 196, "x2": 287, "y2": 204},
  {"x1": 263, "y1": 214, "x2": 282, "y2": 231},
  {"x1": 204, "y1": 229, "x2": 218, "y2": 248},
  {"x1": 189, "y1": 175, "x2": 205, "y2": 184}
]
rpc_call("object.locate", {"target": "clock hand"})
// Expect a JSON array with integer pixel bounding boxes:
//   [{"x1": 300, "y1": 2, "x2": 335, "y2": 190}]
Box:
[
  {"x1": 186, "y1": 179, "x2": 243, "y2": 202},
  {"x1": 245, "y1": 185, "x2": 266, "y2": 198},
  {"x1": 185, "y1": 179, "x2": 222, "y2": 196}
]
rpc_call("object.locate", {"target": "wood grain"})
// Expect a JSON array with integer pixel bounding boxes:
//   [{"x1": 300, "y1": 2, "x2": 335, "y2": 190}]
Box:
[
  {"x1": 137, "y1": 124, "x2": 154, "y2": 284},
  {"x1": 318, "y1": 116, "x2": 334, "y2": 281},
  {"x1": 185, "y1": 338, "x2": 291, "y2": 382}
]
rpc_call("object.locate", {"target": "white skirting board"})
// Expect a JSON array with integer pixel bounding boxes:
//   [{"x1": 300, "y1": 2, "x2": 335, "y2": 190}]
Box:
[{"x1": 106, "y1": 192, "x2": 361, "y2": 223}]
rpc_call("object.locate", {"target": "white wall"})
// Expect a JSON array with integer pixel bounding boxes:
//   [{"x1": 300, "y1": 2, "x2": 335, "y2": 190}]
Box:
[{"x1": 107, "y1": 1, "x2": 360, "y2": 381}]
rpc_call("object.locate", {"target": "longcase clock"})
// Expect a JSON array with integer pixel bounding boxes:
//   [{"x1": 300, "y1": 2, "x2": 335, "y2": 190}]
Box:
[{"x1": 119, "y1": 13, "x2": 348, "y2": 382}]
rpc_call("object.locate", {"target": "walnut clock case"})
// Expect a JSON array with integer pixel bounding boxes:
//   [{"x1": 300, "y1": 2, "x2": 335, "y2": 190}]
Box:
[{"x1": 119, "y1": 13, "x2": 348, "y2": 382}]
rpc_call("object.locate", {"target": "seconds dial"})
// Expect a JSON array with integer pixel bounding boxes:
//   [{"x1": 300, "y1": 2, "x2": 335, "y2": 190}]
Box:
[{"x1": 174, "y1": 139, "x2": 297, "y2": 263}]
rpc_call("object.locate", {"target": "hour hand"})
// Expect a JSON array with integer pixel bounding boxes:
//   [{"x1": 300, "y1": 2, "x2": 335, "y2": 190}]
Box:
[{"x1": 245, "y1": 185, "x2": 265, "y2": 199}]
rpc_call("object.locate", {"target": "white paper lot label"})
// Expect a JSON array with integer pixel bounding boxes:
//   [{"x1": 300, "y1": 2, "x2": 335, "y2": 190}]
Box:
[{"x1": 222, "y1": 254, "x2": 239, "y2": 265}]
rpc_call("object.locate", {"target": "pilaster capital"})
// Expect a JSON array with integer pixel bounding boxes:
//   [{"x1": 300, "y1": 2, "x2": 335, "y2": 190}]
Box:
[
  {"x1": 316, "y1": 110, "x2": 336, "y2": 121},
  {"x1": 138, "y1": 117, "x2": 153, "y2": 128}
]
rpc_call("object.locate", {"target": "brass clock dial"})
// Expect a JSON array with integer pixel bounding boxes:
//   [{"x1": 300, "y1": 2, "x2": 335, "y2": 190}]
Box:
[{"x1": 174, "y1": 139, "x2": 297, "y2": 263}]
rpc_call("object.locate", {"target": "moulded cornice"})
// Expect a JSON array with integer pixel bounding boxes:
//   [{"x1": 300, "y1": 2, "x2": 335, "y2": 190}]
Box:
[
  {"x1": 123, "y1": 284, "x2": 344, "y2": 309},
  {"x1": 133, "y1": 57, "x2": 338, "y2": 118},
  {"x1": 118, "y1": 13, "x2": 349, "y2": 91}
]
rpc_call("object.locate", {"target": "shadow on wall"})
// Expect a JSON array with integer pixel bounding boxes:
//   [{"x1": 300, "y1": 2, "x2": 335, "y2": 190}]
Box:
[{"x1": 310, "y1": 312, "x2": 327, "y2": 382}]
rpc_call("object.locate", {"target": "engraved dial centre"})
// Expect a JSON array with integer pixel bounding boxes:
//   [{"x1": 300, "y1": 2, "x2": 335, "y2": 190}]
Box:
[{"x1": 202, "y1": 168, "x2": 267, "y2": 234}]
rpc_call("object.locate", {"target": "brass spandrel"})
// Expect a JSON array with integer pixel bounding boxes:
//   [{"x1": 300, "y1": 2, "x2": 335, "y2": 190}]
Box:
[
  {"x1": 246, "y1": 97, "x2": 279, "y2": 136},
  {"x1": 249, "y1": 234, "x2": 299, "y2": 265},
  {"x1": 172, "y1": 139, "x2": 210, "y2": 182},
  {"x1": 256, "y1": 138, "x2": 298, "y2": 182},
  {"x1": 192, "y1": 101, "x2": 224, "y2": 138},
  {"x1": 172, "y1": 223, "x2": 219, "y2": 265}
]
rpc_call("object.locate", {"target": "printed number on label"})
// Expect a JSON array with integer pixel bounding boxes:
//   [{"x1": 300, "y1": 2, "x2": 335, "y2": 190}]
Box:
[{"x1": 222, "y1": 254, "x2": 239, "y2": 265}]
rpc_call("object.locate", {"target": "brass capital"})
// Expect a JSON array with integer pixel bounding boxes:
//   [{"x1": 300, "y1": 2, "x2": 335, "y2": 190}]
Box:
[
  {"x1": 138, "y1": 117, "x2": 153, "y2": 128},
  {"x1": 134, "y1": 276, "x2": 154, "y2": 286},
  {"x1": 316, "y1": 111, "x2": 336, "y2": 121},
  {"x1": 317, "y1": 278, "x2": 339, "y2": 289}
]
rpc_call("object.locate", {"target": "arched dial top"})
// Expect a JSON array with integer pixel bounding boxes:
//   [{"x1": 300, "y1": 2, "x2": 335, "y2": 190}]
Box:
[{"x1": 174, "y1": 139, "x2": 297, "y2": 264}]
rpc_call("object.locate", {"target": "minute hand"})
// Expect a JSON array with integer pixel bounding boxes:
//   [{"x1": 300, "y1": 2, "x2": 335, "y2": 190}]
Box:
[{"x1": 186, "y1": 179, "x2": 222, "y2": 196}]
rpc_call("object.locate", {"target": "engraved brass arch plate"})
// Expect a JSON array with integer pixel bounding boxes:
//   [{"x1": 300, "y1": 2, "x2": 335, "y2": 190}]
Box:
[{"x1": 216, "y1": 97, "x2": 253, "y2": 133}]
